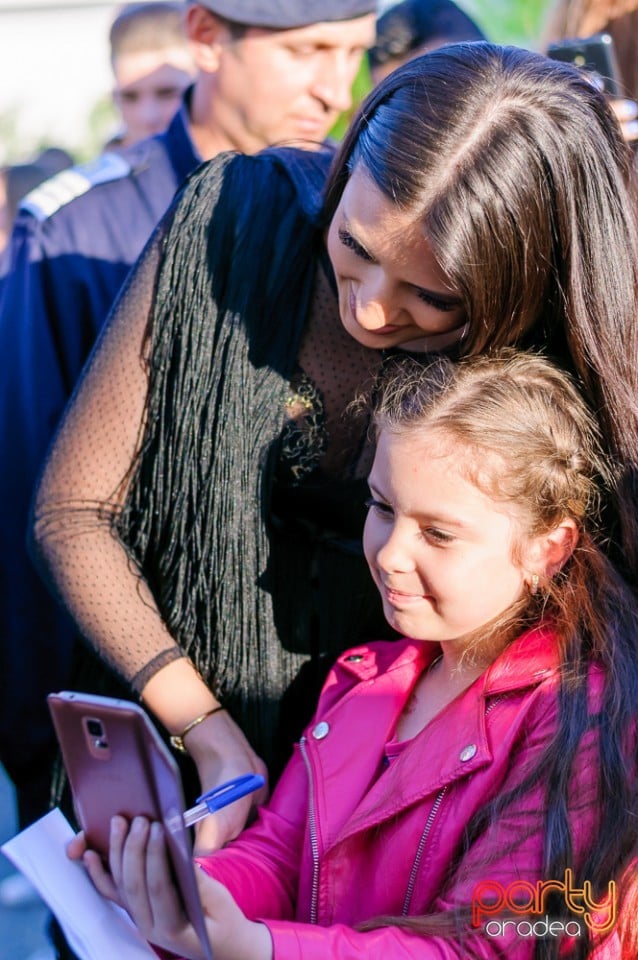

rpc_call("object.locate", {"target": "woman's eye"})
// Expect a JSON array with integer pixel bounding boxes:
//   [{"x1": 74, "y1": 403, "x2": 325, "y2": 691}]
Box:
[
  {"x1": 416, "y1": 289, "x2": 459, "y2": 312},
  {"x1": 338, "y1": 227, "x2": 374, "y2": 263},
  {"x1": 365, "y1": 497, "x2": 393, "y2": 517}
]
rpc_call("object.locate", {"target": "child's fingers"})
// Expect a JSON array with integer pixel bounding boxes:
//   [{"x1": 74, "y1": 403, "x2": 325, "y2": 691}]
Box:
[
  {"x1": 82, "y1": 848, "x2": 122, "y2": 904},
  {"x1": 107, "y1": 814, "x2": 129, "y2": 891},
  {"x1": 144, "y1": 821, "x2": 187, "y2": 933},
  {"x1": 118, "y1": 816, "x2": 154, "y2": 933},
  {"x1": 66, "y1": 831, "x2": 87, "y2": 860}
]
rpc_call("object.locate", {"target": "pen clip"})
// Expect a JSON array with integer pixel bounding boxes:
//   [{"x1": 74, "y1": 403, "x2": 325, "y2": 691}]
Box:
[{"x1": 196, "y1": 773, "x2": 265, "y2": 814}]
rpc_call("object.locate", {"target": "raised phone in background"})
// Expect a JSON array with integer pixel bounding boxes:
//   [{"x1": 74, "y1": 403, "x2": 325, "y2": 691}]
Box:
[{"x1": 547, "y1": 32, "x2": 623, "y2": 97}]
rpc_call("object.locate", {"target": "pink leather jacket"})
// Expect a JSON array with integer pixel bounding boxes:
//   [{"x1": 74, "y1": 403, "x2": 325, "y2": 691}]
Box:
[{"x1": 200, "y1": 625, "x2": 617, "y2": 958}]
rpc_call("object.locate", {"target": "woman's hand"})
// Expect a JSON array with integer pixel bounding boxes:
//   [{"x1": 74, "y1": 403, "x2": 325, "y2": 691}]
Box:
[
  {"x1": 141, "y1": 660, "x2": 269, "y2": 854},
  {"x1": 78, "y1": 816, "x2": 272, "y2": 960},
  {"x1": 182, "y1": 710, "x2": 269, "y2": 855}
]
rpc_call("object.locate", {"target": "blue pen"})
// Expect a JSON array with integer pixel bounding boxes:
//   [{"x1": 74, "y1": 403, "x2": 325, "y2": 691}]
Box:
[{"x1": 183, "y1": 773, "x2": 265, "y2": 828}]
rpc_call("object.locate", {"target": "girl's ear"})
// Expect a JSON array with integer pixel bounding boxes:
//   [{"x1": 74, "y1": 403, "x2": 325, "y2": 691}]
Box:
[{"x1": 526, "y1": 518, "x2": 579, "y2": 582}]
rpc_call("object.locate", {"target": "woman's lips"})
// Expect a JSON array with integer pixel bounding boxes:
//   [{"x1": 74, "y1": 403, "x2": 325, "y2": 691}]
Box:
[{"x1": 369, "y1": 324, "x2": 402, "y2": 336}]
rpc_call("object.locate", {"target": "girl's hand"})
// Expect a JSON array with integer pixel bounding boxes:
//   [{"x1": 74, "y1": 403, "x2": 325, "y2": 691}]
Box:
[
  {"x1": 67, "y1": 830, "x2": 125, "y2": 908},
  {"x1": 194, "y1": 869, "x2": 272, "y2": 960},
  {"x1": 81, "y1": 816, "x2": 272, "y2": 960}
]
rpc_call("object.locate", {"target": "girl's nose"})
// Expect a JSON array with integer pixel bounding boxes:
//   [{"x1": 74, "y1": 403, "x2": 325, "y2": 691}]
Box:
[{"x1": 375, "y1": 524, "x2": 415, "y2": 574}]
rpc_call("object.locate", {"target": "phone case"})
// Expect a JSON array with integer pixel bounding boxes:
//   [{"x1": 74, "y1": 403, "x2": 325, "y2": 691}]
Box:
[
  {"x1": 547, "y1": 33, "x2": 623, "y2": 97},
  {"x1": 48, "y1": 691, "x2": 213, "y2": 960}
]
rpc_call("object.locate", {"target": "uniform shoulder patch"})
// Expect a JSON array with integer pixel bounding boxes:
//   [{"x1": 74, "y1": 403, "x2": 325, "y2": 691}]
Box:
[{"x1": 19, "y1": 151, "x2": 132, "y2": 222}]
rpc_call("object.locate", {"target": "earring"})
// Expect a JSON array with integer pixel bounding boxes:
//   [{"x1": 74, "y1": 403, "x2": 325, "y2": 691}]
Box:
[{"x1": 530, "y1": 574, "x2": 539, "y2": 595}]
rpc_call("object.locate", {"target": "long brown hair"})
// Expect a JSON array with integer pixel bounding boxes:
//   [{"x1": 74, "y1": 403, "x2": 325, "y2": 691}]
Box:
[{"x1": 323, "y1": 42, "x2": 638, "y2": 581}]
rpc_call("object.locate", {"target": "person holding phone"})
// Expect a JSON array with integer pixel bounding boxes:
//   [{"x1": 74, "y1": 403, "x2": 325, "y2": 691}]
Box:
[
  {"x1": 73, "y1": 351, "x2": 638, "y2": 958},
  {"x1": 545, "y1": 0, "x2": 638, "y2": 142},
  {"x1": 31, "y1": 43, "x2": 638, "y2": 857}
]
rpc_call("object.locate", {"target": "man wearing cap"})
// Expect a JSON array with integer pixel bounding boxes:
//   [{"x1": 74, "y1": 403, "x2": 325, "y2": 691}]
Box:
[{"x1": 0, "y1": 0, "x2": 376, "y2": 859}]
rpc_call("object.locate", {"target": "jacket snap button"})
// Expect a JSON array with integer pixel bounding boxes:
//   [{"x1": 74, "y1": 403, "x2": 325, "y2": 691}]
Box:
[
  {"x1": 345, "y1": 654, "x2": 363, "y2": 662},
  {"x1": 312, "y1": 721, "x2": 330, "y2": 740},
  {"x1": 459, "y1": 744, "x2": 477, "y2": 762}
]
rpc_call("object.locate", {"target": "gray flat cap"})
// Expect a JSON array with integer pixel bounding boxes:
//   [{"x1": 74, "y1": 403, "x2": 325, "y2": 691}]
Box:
[{"x1": 196, "y1": 0, "x2": 377, "y2": 28}]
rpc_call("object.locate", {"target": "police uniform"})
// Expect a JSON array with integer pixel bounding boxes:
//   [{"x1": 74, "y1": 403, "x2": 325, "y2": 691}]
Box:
[{"x1": 0, "y1": 97, "x2": 200, "y2": 826}]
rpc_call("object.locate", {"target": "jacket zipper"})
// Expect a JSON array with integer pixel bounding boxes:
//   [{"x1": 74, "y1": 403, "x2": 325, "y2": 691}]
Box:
[
  {"x1": 300, "y1": 736, "x2": 320, "y2": 924},
  {"x1": 402, "y1": 786, "x2": 448, "y2": 915},
  {"x1": 402, "y1": 695, "x2": 506, "y2": 914},
  {"x1": 403, "y1": 693, "x2": 506, "y2": 917},
  {"x1": 485, "y1": 694, "x2": 506, "y2": 716}
]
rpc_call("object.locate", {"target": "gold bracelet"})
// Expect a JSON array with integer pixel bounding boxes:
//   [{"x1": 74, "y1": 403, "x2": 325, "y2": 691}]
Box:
[{"x1": 169, "y1": 705, "x2": 225, "y2": 753}]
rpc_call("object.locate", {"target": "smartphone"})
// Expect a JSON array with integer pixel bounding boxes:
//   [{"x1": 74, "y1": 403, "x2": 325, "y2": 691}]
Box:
[
  {"x1": 547, "y1": 32, "x2": 623, "y2": 97},
  {"x1": 48, "y1": 691, "x2": 213, "y2": 960}
]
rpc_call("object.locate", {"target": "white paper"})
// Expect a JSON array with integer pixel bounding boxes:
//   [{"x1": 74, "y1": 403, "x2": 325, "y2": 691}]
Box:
[{"x1": 1, "y1": 808, "x2": 157, "y2": 960}]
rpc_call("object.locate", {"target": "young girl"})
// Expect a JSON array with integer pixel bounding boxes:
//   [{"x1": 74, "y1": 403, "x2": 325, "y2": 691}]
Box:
[{"x1": 79, "y1": 351, "x2": 638, "y2": 959}]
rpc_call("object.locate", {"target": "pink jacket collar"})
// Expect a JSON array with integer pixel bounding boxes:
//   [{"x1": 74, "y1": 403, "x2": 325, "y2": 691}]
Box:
[{"x1": 334, "y1": 621, "x2": 560, "y2": 695}]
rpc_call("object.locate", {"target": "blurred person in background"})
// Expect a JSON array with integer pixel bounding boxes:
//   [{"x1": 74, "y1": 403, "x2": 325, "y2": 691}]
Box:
[
  {"x1": 368, "y1": 0, "x2": 485, "y2": 83},
  {"x1": 0, "y1": 148, "x2": 73, "y2": 264},
  {"x1": 0, "y1": 1, "x2": 376, "y2": 942},
  {"x1": 106, "y1": 1, "x2": 196, "y2": 149}
]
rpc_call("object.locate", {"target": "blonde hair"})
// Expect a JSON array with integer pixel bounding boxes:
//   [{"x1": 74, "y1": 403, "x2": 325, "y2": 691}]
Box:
[{"x1": 372, "y1": 350, "x2": 609, "y2": 541}]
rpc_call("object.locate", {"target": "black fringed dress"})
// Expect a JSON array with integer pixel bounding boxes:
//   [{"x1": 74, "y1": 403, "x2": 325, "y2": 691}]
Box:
[{"x1": 33, "y1": 147, "x2": 392, "y2": 783}]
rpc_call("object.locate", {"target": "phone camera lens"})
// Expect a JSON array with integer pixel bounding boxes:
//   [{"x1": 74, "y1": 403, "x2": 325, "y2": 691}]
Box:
[{"x1": 87, "y1": 718, "x2": 103, "y2": 737}]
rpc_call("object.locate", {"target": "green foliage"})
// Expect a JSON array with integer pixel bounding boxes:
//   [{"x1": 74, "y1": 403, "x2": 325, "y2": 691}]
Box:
[
  {"x1": 0, "y1": 107, "x2": 23, "y2": 165},
  {"x1": 330, "y1": 58, "x2": 373, "y2": 142},
  {"x1": 461, "y1": 0, "x2": 554, "y2": 48}
]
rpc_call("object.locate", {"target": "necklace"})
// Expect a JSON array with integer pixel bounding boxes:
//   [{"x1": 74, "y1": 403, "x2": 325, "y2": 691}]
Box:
[
  {"x1": 400, "y1": 653, "x2": 444, "y2": 722},
  {"x1": 427, "y1": 653, "x2": 443, "y2": 674}
]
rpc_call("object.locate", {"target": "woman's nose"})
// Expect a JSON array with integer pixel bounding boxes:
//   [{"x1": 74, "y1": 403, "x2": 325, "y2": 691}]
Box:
[{"x1": 356, "y1": 273, "x2": 397, "y2": 329}]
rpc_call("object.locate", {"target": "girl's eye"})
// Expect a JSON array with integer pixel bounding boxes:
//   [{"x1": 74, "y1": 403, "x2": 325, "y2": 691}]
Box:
[
  {"x1": 416, "y1": 289, "x2": 460, "y2": 312},
  {"x1": 423, "y1": 527, "x2": 455, "y2": 545},
  {"x1": 365, "y1": 496, "x2": 393, "y2": 517},
  {"x1": 338, "y1": 226, "x2": 374, "y2": 263}
]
